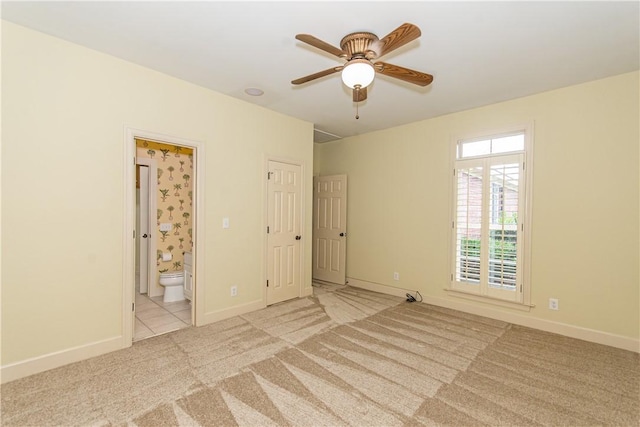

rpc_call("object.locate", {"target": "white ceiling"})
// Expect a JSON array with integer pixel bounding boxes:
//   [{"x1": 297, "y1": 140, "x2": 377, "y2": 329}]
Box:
[{"x1": 3, "y1": 1, "x2": 639, "y2": 142}]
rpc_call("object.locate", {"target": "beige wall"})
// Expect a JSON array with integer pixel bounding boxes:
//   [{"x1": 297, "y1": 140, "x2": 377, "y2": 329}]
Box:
[
  {"x1": 1, "y1": 22, "x2": 313, "y2": 366},
  {"x1": 315, "y1": 71, "x2": 639, "y2": 341}
]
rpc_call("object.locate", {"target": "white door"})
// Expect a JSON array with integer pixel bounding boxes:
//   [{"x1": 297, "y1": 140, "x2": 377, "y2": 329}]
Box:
[
  {"x1": 138, "y1": 165, "x2": 150, "y2": 294},
  {"x1": 267, "y1": 161, "x2": 302, "y2": 305},
  {"x1": 312, "y1": 174, "x2": 347, "y2": 285},
  {"x1": 183, "y1": 252, "x2": 193, "y2": 302},
  {"x1": 184, "y1": 270, "x2": 193, "y2": 301},
  {"x1": 136, "y1": 157, "x2": 160, "y2": 297}
]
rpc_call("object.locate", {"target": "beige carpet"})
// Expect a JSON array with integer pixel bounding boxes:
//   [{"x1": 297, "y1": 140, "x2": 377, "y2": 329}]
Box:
[{"x1": 2, "y1": 282, "x2": 638, "y2": 426}]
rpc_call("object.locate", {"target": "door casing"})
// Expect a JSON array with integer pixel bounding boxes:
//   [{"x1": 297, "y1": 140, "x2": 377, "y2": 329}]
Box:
[{"x1": 123, "y1": 128, "x2": 205, "y2": 347}]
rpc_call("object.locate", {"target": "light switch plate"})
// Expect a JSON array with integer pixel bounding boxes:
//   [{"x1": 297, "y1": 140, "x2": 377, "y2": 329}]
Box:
[
  {"x1": 160, "y1": 223, "x2": 172, "y2": 232},
  {"x1": 223, "y1": 217, "x2": 230, "y2": 229}
]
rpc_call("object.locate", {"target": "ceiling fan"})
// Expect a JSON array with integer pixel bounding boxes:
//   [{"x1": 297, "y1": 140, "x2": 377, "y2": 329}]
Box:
[{"x1": 291, "y1": 23, "x2": 433, "y2": 109}]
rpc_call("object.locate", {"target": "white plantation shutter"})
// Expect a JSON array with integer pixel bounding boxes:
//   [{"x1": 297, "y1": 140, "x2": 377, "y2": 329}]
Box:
[
  {"x1": 451, "y1": 130, "x2": 528, "y2": 304},
  {"x1": 487, "y1": 161, "x2": 520, "y2": 291},
  {"x1": 454, "y1": 164, "x2": 483, "y2": 285}
]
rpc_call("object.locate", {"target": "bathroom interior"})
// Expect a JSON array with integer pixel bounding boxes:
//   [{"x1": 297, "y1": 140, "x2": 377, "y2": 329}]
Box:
[{"x1": 134, "y1": 138, "x2": 194, "y2": 341}]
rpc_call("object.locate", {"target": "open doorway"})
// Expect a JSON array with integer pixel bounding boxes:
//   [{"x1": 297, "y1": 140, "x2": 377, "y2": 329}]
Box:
[{"x1": 133, "y1": 138, "x2": 195, "y2": 341}]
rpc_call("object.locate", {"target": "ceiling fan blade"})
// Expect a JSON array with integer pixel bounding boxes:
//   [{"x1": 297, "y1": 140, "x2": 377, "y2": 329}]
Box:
[
  {"x1": 353, "y1": 86, "x2": 367, "y2": 102},
  {"x1": 377, "y1": 23, "x2": 421, "y2": 58},
  {"x1": 295, "y1": 34, "x2": 347, "y2": 58},
  {"x1": 375, "y1": 62, "x2": 433, "y2": 86},
  {"x1": 291, "y1": 66, "x2": 343, "y2": 85}
]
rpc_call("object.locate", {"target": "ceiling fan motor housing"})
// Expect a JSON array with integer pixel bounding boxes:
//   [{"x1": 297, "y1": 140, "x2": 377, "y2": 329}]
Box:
[{"x1": 340, "y1": 32, "x2": 379, "y2": 60}]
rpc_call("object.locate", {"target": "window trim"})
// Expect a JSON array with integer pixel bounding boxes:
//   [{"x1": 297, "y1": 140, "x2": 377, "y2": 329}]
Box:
[{"x1": 449, "y1": 122, "x2": 534, "y2": 307}]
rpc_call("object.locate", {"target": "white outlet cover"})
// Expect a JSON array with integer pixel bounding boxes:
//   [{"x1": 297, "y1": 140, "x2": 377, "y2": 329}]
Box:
[
  {"x1": 160, "y1": 223, "x2": 172, "y2": 232},
  {"x1": 223, "y1": 217, "x2": 230, "y2": 229}
]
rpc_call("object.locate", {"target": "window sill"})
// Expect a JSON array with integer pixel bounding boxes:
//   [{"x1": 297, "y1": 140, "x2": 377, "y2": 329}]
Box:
[{"x1": 444, "y1": 288, "x2": 535, "y2": 312}]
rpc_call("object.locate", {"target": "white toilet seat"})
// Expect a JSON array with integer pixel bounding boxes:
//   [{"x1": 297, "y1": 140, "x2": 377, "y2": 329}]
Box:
[{"x1": 160, "y1": 271, "x2": 183, "y2": 279}]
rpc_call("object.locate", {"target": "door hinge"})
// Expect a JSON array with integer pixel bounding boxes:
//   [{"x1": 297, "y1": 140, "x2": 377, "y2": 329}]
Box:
[
  {"x1": 267, "y1": 226, "x2": 270, "y2": 234},
  {"x1": 133, "y1": 230, "x2": 136, "y2": 239},
  {"x1": 523, "y1": 162, "x2": 525, "y2": 170},
  {"x1": 520, "y1": 284, "x2": 523, "y2": 292},
  {"x1": 266, "y1": 280, "x2": 269, "y2": 287},
  {"x1": 132, "y1": 302, "x2": 135, "y2": 311},
  {"x1": 133, "y1": 157, "x2": 136, "y2": 165},
  {"x1": 453, "y1": 169, "x2": 456, "y2": 176},
  {"x1": 451, "y1": 273, "x2": 453, "y2": 281},
  {"x1": 452, "y1": 221, "x2": 455, "y2": 229}
]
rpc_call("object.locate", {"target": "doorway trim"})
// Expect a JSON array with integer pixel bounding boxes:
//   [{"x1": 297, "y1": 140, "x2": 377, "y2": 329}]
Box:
[
  {"x1": 123, "y1": 127, "x2": 206, "y2": 347},
  {"x1": 263, "y1": 156, "x2": 307, "y2": 306}
]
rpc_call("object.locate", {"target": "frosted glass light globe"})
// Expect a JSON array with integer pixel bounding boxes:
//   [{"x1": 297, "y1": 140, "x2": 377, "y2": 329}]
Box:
[{"x1": 341, "y1": 59, "x2": 375, "y2": 89}]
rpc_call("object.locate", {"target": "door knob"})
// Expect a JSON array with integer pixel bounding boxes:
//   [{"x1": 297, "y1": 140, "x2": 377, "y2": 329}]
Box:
[
  {"x1": 339, "y1": 232, "x2": 345, "y2": 237},
  {"x1": 142, "y1": 234, "x2": 148, "y2": 238},
  {"x1": 295, "y1": 235, "x2": 302, "y2": 240}
]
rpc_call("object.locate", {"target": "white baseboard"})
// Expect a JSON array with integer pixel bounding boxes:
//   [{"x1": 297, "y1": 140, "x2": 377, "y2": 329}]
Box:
[
  {"x1": 5, "y1": 281, "x2": 635, "y2": 384},
  {"x1": 3, "y1": 296, "x2": 294, "y2": 383},
  {"x1": 1, "y1": 336, "x2": 123, "y2": 384},
  {"x1": 347, "y1": 277, "x2": 411, "y2": 298},
  {"x1": 197, "y1": 299, "x2": 265, "y2": 326},
  {"x1": 347, "y1": 277, "x2": 640, "y2": 353}
]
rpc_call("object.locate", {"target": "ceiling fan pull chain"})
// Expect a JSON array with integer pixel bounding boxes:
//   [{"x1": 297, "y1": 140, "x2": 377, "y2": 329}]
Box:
[{"x1": 355, "y1": 86, "x2": 360, "y2": 119}]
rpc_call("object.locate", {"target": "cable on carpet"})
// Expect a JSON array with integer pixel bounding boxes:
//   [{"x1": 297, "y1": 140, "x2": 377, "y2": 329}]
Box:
[{"x1": 405, "y1": 290, "x2": 423, "y2": 303}]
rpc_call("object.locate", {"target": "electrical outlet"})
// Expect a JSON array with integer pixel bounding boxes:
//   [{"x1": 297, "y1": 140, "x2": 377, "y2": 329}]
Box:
[
  {"x1": 549, "y1": 298, "x2": 559, "y2": 310},
  {"x1": 231, "y1": 286, "x2": 238, "y2": 297},
  {"x1": 393, "y1": 272, "x2": 400, "y2": 281}
]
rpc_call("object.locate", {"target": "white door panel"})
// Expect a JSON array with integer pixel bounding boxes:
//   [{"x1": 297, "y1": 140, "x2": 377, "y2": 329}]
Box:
[
  {"x1": 313, "y1": 175, "x2": 347, "y2": 284},
  {"x1": 267, "y1": 161, "x2": 302, "y2": 305},
  {"x1": 136, "y1": 158, "x2": 159, "y2": 297},
  {"x1": 138, "y1": 165, "x2": 149, "y2": 294}
]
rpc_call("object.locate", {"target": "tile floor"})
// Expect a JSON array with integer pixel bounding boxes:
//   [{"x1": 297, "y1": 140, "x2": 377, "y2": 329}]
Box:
[{"x1": 134, "y1": 292, "x2": 191, "y2": 341}]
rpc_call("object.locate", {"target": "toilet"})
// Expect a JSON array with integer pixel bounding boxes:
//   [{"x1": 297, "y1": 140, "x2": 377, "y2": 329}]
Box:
[{"x1": 159, "y1": 271, "x2": 185, "y2": 303}]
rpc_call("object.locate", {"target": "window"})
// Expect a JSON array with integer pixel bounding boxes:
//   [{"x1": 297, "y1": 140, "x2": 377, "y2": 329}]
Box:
[{"x1": 451, "y1": 127, "x2": 532, "y2": 304}]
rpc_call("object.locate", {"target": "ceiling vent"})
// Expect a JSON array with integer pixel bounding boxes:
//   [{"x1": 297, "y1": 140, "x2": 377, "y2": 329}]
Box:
[{"x1": 314, "y1": 128, "x2": 342, "y2": 143}]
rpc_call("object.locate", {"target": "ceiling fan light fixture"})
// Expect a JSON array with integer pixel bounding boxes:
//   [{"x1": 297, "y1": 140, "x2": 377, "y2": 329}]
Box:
[{"x1": 341, "y1": 59, "x2": 375, "y2": 89}]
